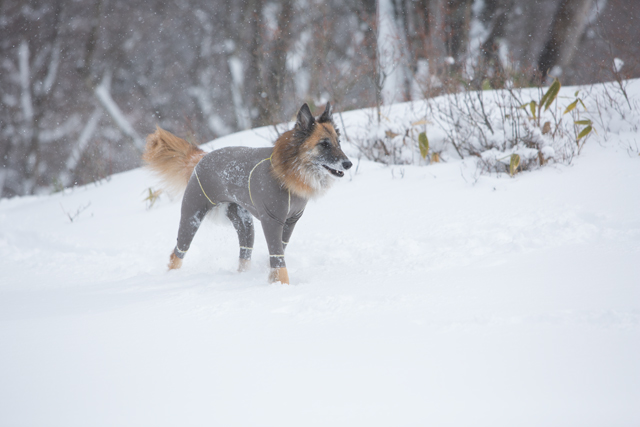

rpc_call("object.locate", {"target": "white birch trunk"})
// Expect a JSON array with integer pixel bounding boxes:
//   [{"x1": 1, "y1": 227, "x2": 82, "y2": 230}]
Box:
[
  {"x1": 40, "y1": 41, "x2": 61, "y2": 96},
  {"x1": 378, "y1": 0, "x2": 407, "y2": 104},
  {"x1": 19, "y1": 40, "x2": 34, "y2": 125},
  {"x1": 66, "y1": 107, "x2": 103, "y2": 173},
  {"x1": 95, "y1": 70, "x2": 144, "y2": 150},
  {"x1": 228, "y1": 56, "x2": 251, "y2": 130}
]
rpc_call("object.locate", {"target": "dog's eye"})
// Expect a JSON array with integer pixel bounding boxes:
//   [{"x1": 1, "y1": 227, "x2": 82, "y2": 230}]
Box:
[{"x1": 320, "y1": 140, "x2": 331, "y2": 148}]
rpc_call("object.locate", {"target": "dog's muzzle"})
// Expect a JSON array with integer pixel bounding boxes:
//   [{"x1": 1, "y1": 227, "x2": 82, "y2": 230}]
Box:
[{"x1": 322, "y1": 160, "x2": 352, "y2": 178}]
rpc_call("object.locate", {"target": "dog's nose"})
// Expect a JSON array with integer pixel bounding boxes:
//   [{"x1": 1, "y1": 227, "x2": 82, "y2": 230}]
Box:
[{"x1": 342, "y1": 160, "x2": 353, "y2": 170}]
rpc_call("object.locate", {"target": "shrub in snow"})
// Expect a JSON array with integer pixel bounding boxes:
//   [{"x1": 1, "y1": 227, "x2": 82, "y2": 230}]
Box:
[{"x1": 351, "y1": 78, "x2": 602, "y2": 177}]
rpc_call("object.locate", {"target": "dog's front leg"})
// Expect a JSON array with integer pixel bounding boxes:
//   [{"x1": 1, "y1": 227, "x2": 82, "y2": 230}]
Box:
[
  {"x1": 262, "y1": 220, "x2": 289, "y2": 284},
  {"x1": 282, "y1": 211, "x2": 303, "y2": 251}
]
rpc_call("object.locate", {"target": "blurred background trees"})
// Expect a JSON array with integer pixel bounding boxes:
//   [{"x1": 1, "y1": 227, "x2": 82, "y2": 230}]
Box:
[{"x1": 1, "y1": 0, "x2": 638, "y2": 197}]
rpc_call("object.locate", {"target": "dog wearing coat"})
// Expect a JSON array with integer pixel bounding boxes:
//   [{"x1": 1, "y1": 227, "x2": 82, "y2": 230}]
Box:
[{"x1": 143, "y1": 102, "x2": 352, "y2": 284}]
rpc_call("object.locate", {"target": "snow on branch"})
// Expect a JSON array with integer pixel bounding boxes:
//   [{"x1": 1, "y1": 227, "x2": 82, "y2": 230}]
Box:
[
  {"x1": 40, "y1": 40, "x2": 61, "y2": 96},
  {"x1": 187, "y1": 86, "x2": 233, "y2": 136},
  {"x1": 18, "y1": 40, "x2": 34, "y2": 124},
  {"x1": 228, "y1": 55, "x2": 251, "y2": 130},
  {"x1": 95, "y1": 70, "x2": 144, "y2": 150},
  {"x1": 66, "y1": 107, "x2": 102, "y2": 173}
]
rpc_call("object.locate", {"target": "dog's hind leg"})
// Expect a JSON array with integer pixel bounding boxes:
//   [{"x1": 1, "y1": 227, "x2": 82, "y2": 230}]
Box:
[
  {"x1": 226, "y1": 203, "x2": 254, "y2": 272},
  {"x1": 169, "y1": 178, "x2": 214, "y2": 270}
]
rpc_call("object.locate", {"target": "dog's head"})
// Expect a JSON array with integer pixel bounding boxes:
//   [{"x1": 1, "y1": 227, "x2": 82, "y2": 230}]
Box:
[
  {"x1": 294, "y1": 102, "x2": 352, "y2": 178},
  {"x1": 272, "y1": 102, "x2": 352, "y2": 198}
]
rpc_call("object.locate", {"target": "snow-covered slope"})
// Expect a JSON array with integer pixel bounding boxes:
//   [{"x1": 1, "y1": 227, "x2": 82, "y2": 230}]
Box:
[{"x1": 1, "y1": 86, "x2": 639, "y2": 426}]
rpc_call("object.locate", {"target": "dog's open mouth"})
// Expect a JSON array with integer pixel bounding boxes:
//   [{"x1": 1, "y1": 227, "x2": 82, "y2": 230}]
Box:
[{"x1": 322, "y1": 165, "x2": 344, "y2": 177}]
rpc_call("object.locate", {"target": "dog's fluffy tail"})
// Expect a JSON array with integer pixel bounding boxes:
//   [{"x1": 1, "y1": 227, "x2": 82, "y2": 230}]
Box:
[{"x1": 143, "y1": 126, "x2": 206, "y2": 194}]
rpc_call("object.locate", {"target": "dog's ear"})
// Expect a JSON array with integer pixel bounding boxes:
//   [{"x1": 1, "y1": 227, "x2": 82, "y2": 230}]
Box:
[
  {"x1": 296, "y1": 103, "x2": 315, "y2": 131},
  {"x1": 318, "y1": 102, "x2": 332, "y2": 123}
]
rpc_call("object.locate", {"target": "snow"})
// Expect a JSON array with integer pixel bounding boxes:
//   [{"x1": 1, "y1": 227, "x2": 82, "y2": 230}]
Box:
[{"x1": 1, "y1": 83, "x2": 639, "y2": 426}]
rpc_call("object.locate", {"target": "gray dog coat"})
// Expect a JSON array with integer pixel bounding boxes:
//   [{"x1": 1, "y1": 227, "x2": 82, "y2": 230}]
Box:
[{"x1": 174, "y1": 146, "x2": 307, "y2": 268}]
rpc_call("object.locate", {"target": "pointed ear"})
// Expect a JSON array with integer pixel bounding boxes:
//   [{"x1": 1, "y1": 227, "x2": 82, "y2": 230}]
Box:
[
  {"x1": 296, "y1": 103, "x2": 315, "y2": 131},
  {"x1": 319, "y1": 102, "x2": 332, "y2": 123}
]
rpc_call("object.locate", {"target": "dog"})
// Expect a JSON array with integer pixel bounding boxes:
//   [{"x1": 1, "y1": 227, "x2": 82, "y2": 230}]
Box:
[{"x1": 143, "y1": 102, "x2": 352, "y2": 284}]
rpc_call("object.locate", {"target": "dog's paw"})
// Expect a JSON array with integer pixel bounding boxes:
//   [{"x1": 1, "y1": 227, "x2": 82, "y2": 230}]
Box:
[
  {"x1": 238, "y1": 258, "x2": 251, "y2": 272},
  {"x1": 168, "y1": 252, "x2": 183, "y2": 270},
  {"x1": 268, "y1": 267, "x2": 289, "y2": 284}
]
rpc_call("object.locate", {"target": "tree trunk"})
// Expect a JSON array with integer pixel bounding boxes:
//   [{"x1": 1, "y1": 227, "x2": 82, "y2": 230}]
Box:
[
  {"x1": 400, "y1": 0, "x2": 433, "y2": 71},
  {"x1": 245, "y1": 0, "x2": 269, "y2": 127},
  {"x1": 443, "y1": 0, "x2": 473, "y2": 74},
  {"x1": 476, "y1": 0, "x2": 514, "y2": 88},
  {"x1": 537, "y1": 0, "x2": 595, "y2": 80},
  {"x1": 265, "y1": 0, "x2": 294, "y2": 123},
  {"x1": 356, "y1": 0, "x2": 381, "y2": 117}
]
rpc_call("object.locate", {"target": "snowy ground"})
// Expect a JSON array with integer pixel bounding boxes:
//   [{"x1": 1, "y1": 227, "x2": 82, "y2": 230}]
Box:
[{"x1": 1, "y1": 87, "x2": 639, "y2": 426}]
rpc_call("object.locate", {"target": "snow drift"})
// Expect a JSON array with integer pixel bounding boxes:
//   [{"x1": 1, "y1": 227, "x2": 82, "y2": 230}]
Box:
[{"x1": 1, "y1": 81, "x2": 639, "y2": 427}]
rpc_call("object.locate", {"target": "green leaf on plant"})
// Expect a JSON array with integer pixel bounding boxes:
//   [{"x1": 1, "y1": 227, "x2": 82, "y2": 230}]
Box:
[
  {"x1": 577, "y1": 125, "x2": 592, "y2": 140},
  {"x1": 574, "y1": 119, "x2": 592, "y2": 126},
  {"x1": 540, "y1": 87, "x2": 550, "y2": 108},
  {"x1": 530, "y1": 101, "x2": 537, "y2": 119},
  {"x1": 509, "y1": 154, "x2": 520, "y2": 176},
  {"x1": 578, "y1": 98, "x2": 588, "y2": 111},
  {"x1": 543, "y1": 79, "x2": 561, "y2": 111},
  {"x1": 540, "y1": 79, "x2": 556, "y2": 108},
  {"x1": 563, "y1": 99, "x2": 579, "y2": 115},
  {"x1": 418, "y1": 132, "x2": 429, "y2": 159}
]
